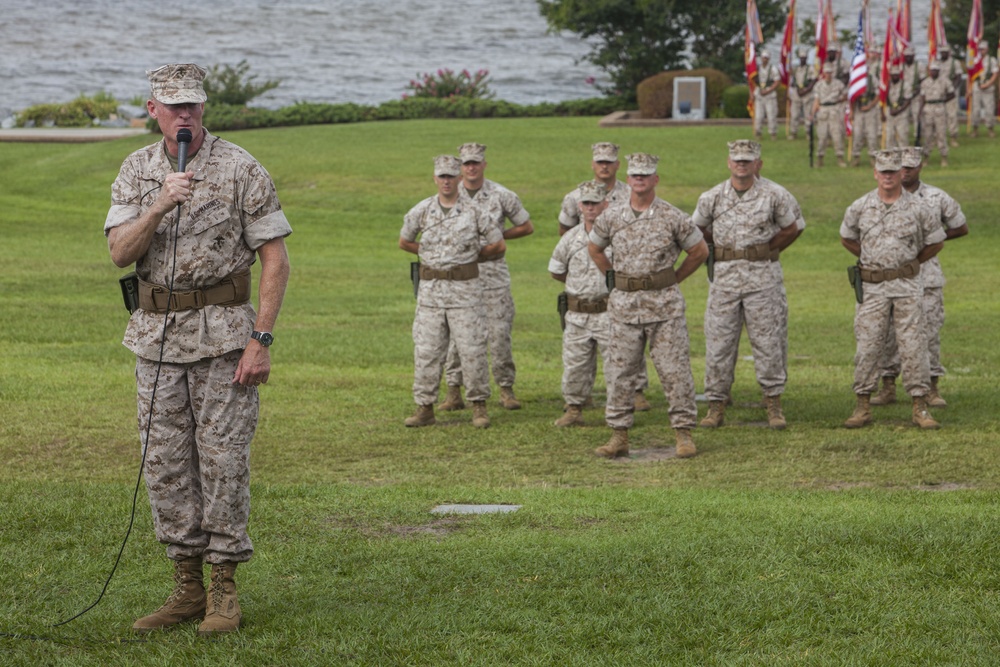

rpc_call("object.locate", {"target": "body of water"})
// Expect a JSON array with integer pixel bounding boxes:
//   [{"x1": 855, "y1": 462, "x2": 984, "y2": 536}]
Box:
[{"x1": 0, "y1": 0, "x2": 934, "y2": 114}]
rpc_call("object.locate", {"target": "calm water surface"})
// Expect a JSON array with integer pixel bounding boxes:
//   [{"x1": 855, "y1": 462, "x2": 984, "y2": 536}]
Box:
[{"x1": 0, "y1": 0, "x2": 932, "y2": 113}]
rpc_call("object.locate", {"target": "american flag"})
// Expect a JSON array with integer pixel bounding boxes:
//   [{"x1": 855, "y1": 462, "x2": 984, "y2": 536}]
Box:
[{"x1": 848, "y1": 9, "x2": 868, "y2": 105}]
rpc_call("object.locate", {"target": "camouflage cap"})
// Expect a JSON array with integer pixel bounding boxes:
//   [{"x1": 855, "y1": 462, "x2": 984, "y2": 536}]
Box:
[
  {"x1": 146, "y1": 63, "x2": 208, "y2": 105},
  {"x1": 903, "y1": 46, "x2": 915, "y2": 56},
  {"x1": 796, "y1": 46, "x2": 809, "y2": 58},
  {"x1": 874, "y1": 149, "x2": 902, "y2": 172},
  {"x1": 728, "y1": 139, "x2": 760, "y2": 162},
  {"x1": 928, "y1": 60, "x2": 941, "y2": 71},
  {"x1": 822, "y1": 62, "x2": 835, "y2": 73},
  {"x1": 578, "y1": 181, "x2": 608, "y2": 203},
  {"x1": 979, "y1": 39, "x2": 989, "y2": 49},
  {"x1": 433, "y1": 154, "x2": 461, "y2": 177},
  {"x1": 458, "y1": 142, "x2": 487, "y2": 163},
  {"x1": 626, "y1": 152, "x2": 659, "y2": 176},
  {"x1": 890, "y1": 64, "x2": 902, "y2": 75},
  {"x1": 591, "y1": 142, "x2": 620, "y2": 162},
  {"x1": 940, "y1": 44, "x2": 951, "y2": 54},
  {"x1": 900, "y1": 147, "x2": 924, "y2": 168},
  {"x1": 759, "y1": 50, "x2": 771, "y2": 59}
]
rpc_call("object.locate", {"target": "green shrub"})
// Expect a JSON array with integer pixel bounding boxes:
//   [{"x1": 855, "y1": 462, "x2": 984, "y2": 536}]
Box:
[
  {"x1": 722, "y1": 85, "x2": 751, "y2": 119},
  {"x1": 17, "y1": 92, "x2": 120, "y2": 128},
  {"x1": 404, "y1": 69, "x2": 495, "y2": 100},
  {"x1": 636, "y1": 68, "x2": 732, "y2": 119},
  {"x1": 203, "y1": 60, "x2": 280, "y2": 106}
]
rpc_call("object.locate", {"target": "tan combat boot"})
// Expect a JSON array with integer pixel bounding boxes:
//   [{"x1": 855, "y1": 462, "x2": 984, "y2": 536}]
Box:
[
  {"x1": 851, "y1": 157, "x2": 861, "y2": 167},
  {"x1": 926, "y1": 377, "x2": 947, "y2": 408},
  {"x1": 764, "y1": 395, "x2": 787, "y2": 430},
  {"x1": 633, "y1": 390, "x2": 651, "y2": 412},
  {"x1": 404, "y1": 404, "x2": 435, "y2": 427},
  {"x1": 869, "y1": 376, "x2": 897, "y2": 406},
  {"x1": 198, "y1": 562, "x2": 241, "y2": 636},
  {"x1": 912, "y1": 396, "x2": 940, "y2": 430},
  {"x1": 554, "y1": 405, "x2": 584, "y2": 427},
  {"x1": 675, "y1": 429, "x2": 697, "y2": 458},
  {"x1": 438, "y1": 385, "x2": 465, "y2": 411},
  {"x1": 699, "y1": 401, "x2": 726, "y2": 428},
  {"x1": 132, "y1": 557, "x2": 206, "y2": 633},
  {"x1": 837, "y1": 157, "x2": 847, "y2": 168},
  {"x1": 595, "y1": 429, "x2": 629, "y2": 458},
  {"x1": 817, "y1": 155, "x2": 824, "y2": 167},
  {"x1": 471, "y1": 401, "x2": 490, "y2": 428},
  {"x1": 499, "y1": 386, "x2": 522, "y2": 410},
  {"x1": 843, "y1": 394, "x2": 872, "y2": 429}
]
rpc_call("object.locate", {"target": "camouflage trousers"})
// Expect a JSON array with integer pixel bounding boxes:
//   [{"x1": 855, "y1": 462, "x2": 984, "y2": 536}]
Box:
[
  {"x1": 703, "y1": 284, "x2": 788, "y2": 402},
  {"x1": 788, "y1": 92, "x2": 814, "y2": 137},
  {"x1": 414, "y1": 304, "x2": 490, "y2": 405},
  {"x1": 853, "y1": 293, "x2": 930, "y2": 397},
  {"x1": 921, "y1": 105, "x2": 949, "y2": 157},
  {"x1": 560, "y1": 314, "x2": 648, "y2": 406},
  {"x1": 945, "y1": 97, "x2": 959, "y2": 138},
  {"x1": 136, "y1": 350, "x2": 256, "y2": 564},
  {"x1": 604, "y1": 313, "x2": 697, "y2": 431},
  {"x1": 815, "y1": 107, "x2": 845, "y2": 157},
  {"x1": 754, "y1": 94, "x2": 779, "y2": 137},
  {"x1": 972, "y1": 88, "x2": 996, "y2": 129},
  {"x1": 444, "y1": 287, "x2": 516, "y2": 389},
  {"x1": 877, "y1": 287, "x2": 947, "y2": 379},
  {"x1": 885, "y1": 112, "x2": 910, "y2": 149},
  {"x1": 851, "y1": 107, "x2": 882, "y2": 159}
]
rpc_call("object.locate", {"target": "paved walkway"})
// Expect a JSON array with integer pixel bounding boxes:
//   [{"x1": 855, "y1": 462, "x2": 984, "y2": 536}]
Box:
[{"x1": 0, "y1": 128, "x2": 150, "y2": 143}]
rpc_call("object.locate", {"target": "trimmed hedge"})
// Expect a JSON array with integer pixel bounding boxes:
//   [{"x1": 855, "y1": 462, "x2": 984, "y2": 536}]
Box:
[
  {"x1": 636, "y1": 68, "x2": 733, "y2": 119},
  {"x1": 721, "y1": 85, "x2": 790, "y2": 121}
]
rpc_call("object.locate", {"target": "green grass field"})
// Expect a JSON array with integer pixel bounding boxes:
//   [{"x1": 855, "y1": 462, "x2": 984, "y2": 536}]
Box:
[{"x1": 1, "y1": 118, "x2": 998, "y2": 665}]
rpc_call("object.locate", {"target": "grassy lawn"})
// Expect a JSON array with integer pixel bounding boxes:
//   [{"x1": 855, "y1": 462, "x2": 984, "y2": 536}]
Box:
[{"x1": 1, "y1": 118, "x2": 998, "y2": 665}]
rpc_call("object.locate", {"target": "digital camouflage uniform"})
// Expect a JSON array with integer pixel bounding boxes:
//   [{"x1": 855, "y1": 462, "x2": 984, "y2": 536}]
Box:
[
  {"x1": 851, "y1": 73, "x2": 881, "y2": 161},
  {"x1": 788, "y1": 59, "x2": 816, "y2": 138},
  {"x1": 549, "y1": 223, "x2": 617, "y2": 407},
  {"x1": 971, "y1": 54, "x2": 998, "y2": 133},
  {"x1": 885, "y1": 76, "x2": 913, "y2": 149},
  {"x1": 590, "y1": 198, "x2": 703, "y2": 431},
  {"x1": 877, "y1": 181, "x2": 966, "y2": 380},
  {"x1": 558, "y1": 179, "x2": 630, "y2": 231},
  {"x1": 919, "y1": 72, "x2": 954, "y2": 160},
  {"x1": 401, "y1": 193, "x2": 502, "y2": 406},
  {"x1": 840, "y1": 188, "x2": 946, "y2": 397},
  {"x1": 939, "y1": 54, "x2": 962, "y2": 140},
  {"x1": 443, "y1": 179, "x2": 530, "y2": 390},
  {"x1": 754, "y1": 58, "x2": 781, "y2": 138},
  {"x1": 903, "y1": 59, "x2": 923, "y2": 132},
  {"x1": 814, "y1": 76, "x2": 847, "y2": 159},
  {"x1": 105, "y1": 130, "x2": 292, "y2": 564},
  {"x1": 694, "y1": 178, "x2": 797, "y2": 403}
]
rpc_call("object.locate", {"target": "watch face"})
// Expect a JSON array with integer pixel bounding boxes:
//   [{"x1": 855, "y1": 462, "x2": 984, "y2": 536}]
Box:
[{"x1": 254, "y1": 332, "x2": 274, "y2": 347}]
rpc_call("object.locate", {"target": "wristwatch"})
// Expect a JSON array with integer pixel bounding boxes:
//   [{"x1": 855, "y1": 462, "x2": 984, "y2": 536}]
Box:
[{"x1": 251, "y1": 331, "x2": 274, "y2": 347}]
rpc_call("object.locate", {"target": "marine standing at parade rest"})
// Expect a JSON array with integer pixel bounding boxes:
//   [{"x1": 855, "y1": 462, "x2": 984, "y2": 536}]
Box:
[
  {"x1": 851, "y1": 49, "x2": 882, "y2": 167},
  {"x1": 438, "y1": 143, "x2": 533, "y2": 412},
  {"x1": 884, "y1": 65, "x2": 913, "y2": 149},
  {"x1": 970, "y1": 39, "x2": 998, "y2": 139},
  {"x1": 557, "y1": 141, "x2": 651, "y2": 411},
  {"x1": 788, "y1": 47, "x2": 817, "y2": 140},
  {"x1": 558, "y1": 142, "x2": 632, "y2": 236},
  {"x1": 918, "y1": 60, "x2": 955, "y2": 167},
  {"x1": 869, "y1": 147, "x2": 968, "y2": 409},
  {"x1": 400, "y1": 155, "x2": 506, "y2": 429},
  {"x1": 839, "y1": 149, "x2": 946, "y2": 430},
  {"x1": 937, "y1": 45, "x2": 963, "y2": 146},
  {"x1": 549, "y1": 181, "x2": 616, "y2": 427},
  {"x1": 810, "y1": 63, "x2": 848, "y2": 167},
  {"x1": 754, "y1": 50, "x2": 781, "y2": 141},
  {"x1": 106, "y1": 63, "x2": 292, "y2": 636},
  {"x1": 588, "y1": 153, "x2": 708, "y2": 459},
  {"x1": 693, "y1": 140, "x2": 799, "y2": 431}
]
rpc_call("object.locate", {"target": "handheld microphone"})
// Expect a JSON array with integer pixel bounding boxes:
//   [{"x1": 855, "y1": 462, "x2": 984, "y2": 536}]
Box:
[{"x1": 176, "y1": 129, "x2": 193, "y2": 172}]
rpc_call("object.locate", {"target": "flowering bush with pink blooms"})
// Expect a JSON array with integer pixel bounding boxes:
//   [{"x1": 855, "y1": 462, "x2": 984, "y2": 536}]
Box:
[{"x1": 403, "y1": 69, "x2": 495, "y2": 100}]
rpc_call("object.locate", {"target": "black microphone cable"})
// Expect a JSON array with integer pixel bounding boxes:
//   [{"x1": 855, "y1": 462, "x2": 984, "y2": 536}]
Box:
[{"x1": 51, "y1": 130, "x2": 194, "y2": 628}]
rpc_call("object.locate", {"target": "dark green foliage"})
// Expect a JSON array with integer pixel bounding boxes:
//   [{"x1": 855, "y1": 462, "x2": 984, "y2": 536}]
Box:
[
  {"x1": 202, "y1": 60, "x2": 280, "y2": 106},
  {"x1": 16, "y1": 92, "x2": 120, "y2": 128},
  {"x1": 723, "y1": 84, "x2": 751, "y2": 119},
  {"x1": 537, "y1": 0, "x2": 785, "y2": 103}
]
